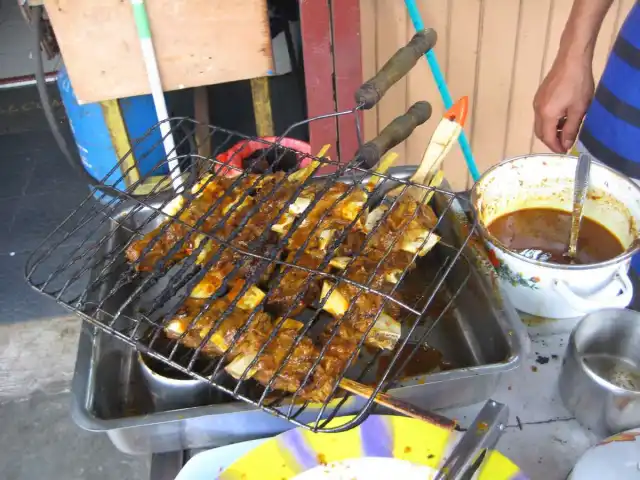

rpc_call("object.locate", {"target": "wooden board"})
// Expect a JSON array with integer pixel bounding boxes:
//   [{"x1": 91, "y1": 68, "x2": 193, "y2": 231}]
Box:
[
  {"x1": 446, "y1": 0, "x2": 482, "y2": 190},
  {"x1": 375, "y1": 0, "x2": 408, "y2": 163},
  {"x1": 359, "y1": 0, "x2": 635, "y2": 186},
  {"x1": 360, "y1": 0, "x2": 378, "y2": 144},
  {"x1": 504, "y1": 0, "x2": 552, "y2": 159},
  {"x1": 405, "y1": 0, "x2": 450, "y2": 170},
  {"x1": 300, "y1": 0, "x2": 338, "y2": 164},
  {"x1": 45, "y1": 0, "x2": 273, "y2": 104},
  {"x1": 472, "y1": 0, "x2": 521, "y2": 172},
  {"x1": 331, "y1": 0, "x2": 363, "y2": 164}
]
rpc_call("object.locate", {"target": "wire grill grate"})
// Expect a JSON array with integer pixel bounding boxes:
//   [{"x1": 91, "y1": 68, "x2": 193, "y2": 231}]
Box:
[{"x1": 26, "y1": 117, "x2": 477, "y2": 432}]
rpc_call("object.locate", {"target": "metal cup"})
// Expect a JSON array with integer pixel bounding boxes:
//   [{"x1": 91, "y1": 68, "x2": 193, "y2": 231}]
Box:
[
  {"x1": 558, "y1": 308, "x2": 640, "y2": 437},
  {"x1": 137, "y1": 352, "x2": 219, "y2": 411}
]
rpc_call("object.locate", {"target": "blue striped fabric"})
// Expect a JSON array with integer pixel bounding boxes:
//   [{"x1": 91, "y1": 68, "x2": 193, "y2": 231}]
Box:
[{"x1": 580, "y1": 1, "x2": 640, "y2": 179}]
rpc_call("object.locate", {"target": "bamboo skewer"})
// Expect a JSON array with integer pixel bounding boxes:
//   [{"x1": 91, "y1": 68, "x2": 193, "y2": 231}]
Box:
[
  {"x1": 169, "y1": 143, "x2": 456, "y2": 429},
  {"x1": 388, "y1": 96, "x2": 468, "y2": 202},
  {"x1": 328, "y1": 100, "x2": 471, "y2": 428},
  {"x1": 339, "y1": 378, "x2": 456, "y2": 429}
]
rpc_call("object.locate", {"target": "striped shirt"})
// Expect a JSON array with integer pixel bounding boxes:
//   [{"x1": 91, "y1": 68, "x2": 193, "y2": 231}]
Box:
[{"x1": 580, "y1": 1, "x2": 640, "y2": 179}]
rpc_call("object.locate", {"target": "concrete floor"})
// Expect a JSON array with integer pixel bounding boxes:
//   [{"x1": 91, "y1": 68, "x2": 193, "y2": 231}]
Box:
[
  {"x1": 0, "y1": 391, "x2": 149, "y2": 480},
  {"x1": 0, "y1": 148, "x2": 152, "y2": 478},
  {"x1": 0, "y1": 80, "x2": 150, "y2": 480}
]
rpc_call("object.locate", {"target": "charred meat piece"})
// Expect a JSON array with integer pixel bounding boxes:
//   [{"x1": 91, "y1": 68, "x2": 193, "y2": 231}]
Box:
[
  {"x1": 164, "y1": 283, "x2": 269, "y2": 356},
  {"x1": 225, "y1": 318, "x2": 357, "y2": 403},
  {"x1": 266, "y1": 253, "x2": 326, "y2": 316},
  {"x1": 237, "y1": 319, "x2": 319, "y2": 395},
  {"x1": 272, "y1": 182, "x2": 368, "y2": 251},
  {"x1": 126, "y1": 174, "x2": 259, "y2": 271},
  {"x1": 365, "y1": 196, "x2": 440, "y2": 258}
]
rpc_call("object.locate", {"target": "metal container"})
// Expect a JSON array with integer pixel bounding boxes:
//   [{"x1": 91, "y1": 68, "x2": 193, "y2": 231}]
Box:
[
  {"x1": 559, "y1": 308, "x2": 640, "y2": 436},
  {"x1": 137, "y1": 352, "x2": 220, "y2": 412},
  {"x1": 69, "y1": 167, "x2": 528, "y2": 454}
]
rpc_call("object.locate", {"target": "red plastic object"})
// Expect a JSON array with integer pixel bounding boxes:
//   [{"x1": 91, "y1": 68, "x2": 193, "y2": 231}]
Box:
[{"x1": 214, "y1": 137, "x2": 312, "y2": 177}]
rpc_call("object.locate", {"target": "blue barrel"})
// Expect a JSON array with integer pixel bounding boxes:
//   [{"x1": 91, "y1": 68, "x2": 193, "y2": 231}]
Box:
[{"x1": 57, "y1": 64, "x2": 168, "y2": 194}]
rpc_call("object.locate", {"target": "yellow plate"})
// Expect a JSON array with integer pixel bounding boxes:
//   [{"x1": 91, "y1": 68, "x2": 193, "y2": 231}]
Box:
[{"x1": 218, "y1": 415, "x2": 526, "y2": 480}]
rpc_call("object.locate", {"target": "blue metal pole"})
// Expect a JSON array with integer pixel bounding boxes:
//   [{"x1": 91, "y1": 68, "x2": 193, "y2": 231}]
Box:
[{"x1": 404, "y1": 0, "x2": 481, "y2": 181}]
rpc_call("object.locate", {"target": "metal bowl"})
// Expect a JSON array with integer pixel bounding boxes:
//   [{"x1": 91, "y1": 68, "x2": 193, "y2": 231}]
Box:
[{"x1": 559, "y1": 308, "x2": 640, "y2": 436}]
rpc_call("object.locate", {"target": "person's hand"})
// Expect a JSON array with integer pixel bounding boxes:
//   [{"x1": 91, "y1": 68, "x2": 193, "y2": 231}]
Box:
[{"x1": 533, "y1": 56, "x2": 594, "y2": 153}]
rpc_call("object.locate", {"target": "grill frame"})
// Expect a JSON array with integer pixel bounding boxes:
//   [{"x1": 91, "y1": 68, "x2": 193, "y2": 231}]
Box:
[{"x1": 27, "y1": 118, "x2": 487, "y2": 433}]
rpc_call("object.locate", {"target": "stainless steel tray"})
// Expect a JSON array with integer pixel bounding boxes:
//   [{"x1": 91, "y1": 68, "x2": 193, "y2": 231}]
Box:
[{"x1": 68, "y1": 167, "x2": 527, "y2": 455}]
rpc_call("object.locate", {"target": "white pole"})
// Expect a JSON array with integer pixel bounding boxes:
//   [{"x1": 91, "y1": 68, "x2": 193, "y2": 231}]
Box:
[{"x1": 130, "y1": 0, "x2": 183, "y2": 193}]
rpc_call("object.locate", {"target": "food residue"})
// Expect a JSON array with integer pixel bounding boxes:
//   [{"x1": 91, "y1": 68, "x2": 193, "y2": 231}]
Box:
[{"x1": 536, "y1": 355, "x2": 550, "y2": 365}]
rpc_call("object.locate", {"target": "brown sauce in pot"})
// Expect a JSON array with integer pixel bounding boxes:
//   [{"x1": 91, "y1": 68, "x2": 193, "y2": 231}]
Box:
[{"x1": 487, "y1": 208, "x2": 625, "y2": 265}]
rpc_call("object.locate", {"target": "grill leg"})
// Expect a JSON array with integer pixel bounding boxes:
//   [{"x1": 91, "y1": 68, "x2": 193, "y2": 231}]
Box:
[{"x1": 149, "y1": 451, "x2": 184, "y2": 480}]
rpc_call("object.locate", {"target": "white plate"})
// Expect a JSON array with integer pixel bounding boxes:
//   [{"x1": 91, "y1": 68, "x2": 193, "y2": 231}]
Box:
[
  {"x1": 568, "y1": 428, "x2": 640, "y2": 479},
  {"x1": 291, "y1": 457, "x2": 437, "y2": 479},
  {"x1": 175, "y1": 439, "x2": 268, "y2": 480}
]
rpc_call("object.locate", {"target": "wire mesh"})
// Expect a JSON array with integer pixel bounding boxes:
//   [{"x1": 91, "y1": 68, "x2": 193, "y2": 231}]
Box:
[{"x1": 25, "y1": 117, "x2": 478, "y2": 432}]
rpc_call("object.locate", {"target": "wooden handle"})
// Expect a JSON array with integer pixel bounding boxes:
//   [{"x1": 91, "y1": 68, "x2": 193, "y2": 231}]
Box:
[
  {"x1": 339, "y1": 378, "x2": 456, "y2": 430},
  {"x1": 353, "y1": 101, "x2": 432, "y2": 169},
  {"x1": 355, "y1": 29, "x2": 438, "y2": 110}
]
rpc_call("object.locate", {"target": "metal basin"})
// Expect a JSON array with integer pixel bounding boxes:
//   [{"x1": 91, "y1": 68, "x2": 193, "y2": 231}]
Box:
[
  {"x1": 559, "y1": 308, "x2": 640, "y2": 436},
  {"x1": 68, "y1": 167, "x2": 528, "y2": 454}
]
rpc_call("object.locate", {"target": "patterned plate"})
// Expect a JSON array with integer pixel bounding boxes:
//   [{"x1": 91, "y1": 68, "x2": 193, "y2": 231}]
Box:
[{"x1": 213, "y1": 415, "x2": 526, "y2": 480}]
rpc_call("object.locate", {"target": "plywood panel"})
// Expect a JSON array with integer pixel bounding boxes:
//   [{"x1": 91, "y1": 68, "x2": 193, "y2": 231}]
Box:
[
  {"x1": 360, "y1": 0, "x2": 632, "y2": 185},
  {"x1": 444, "y1": 0, "x2": 481, "y2": 190},
  {"x1": 405, "y1": 0, "x2": 450, "y2": 168},
  {"x1": 360, "y1": 0, "x2": 378, "y2": 143},
  {"x1": 332, "y1": 0, "x2": 363, "y2": 163},
  {"x1": 472, "y1": 0, "x2": 521, "y2": 171},
  {"x1": 530, "y1": 0, "x2": 574, "y2": 153},
  {"x1": 375, "y1": 0, "x2": 408, "y2": 163},
  {"x1": 300, "y1": 0, "x2": 338, "y2": 162},
  {"x1": 46, "y1": 0, "x2": 272, "y2": 104},
  {"x1": 504, "y1": 0, "x2": 553, "y2": 159}
]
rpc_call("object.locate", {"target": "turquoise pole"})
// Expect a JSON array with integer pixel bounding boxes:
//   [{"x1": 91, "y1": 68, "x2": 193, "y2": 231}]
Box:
[{"x1": 404, "y1": 0, "x2": 481, "y2": 181}]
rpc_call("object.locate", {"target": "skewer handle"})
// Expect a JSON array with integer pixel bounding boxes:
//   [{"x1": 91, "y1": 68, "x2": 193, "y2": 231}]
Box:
[
  {"x1": 353, "y1": 101, "x2": 432, "y2": 169},
  {"x1": 356, "y1": 29, "x2": 438, "y2": 109},
  {"x1": 339, "y1": 378, "x2": 456, "y2": 430}
]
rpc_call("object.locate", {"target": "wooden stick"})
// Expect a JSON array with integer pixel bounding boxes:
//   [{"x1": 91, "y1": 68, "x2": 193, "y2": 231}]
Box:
[
  {"x1": 339, "y1": 378, "x2": 456, "y2": 430},
  {"x1": 250, "y1": 77, "x2": 274, "y2": 138}
]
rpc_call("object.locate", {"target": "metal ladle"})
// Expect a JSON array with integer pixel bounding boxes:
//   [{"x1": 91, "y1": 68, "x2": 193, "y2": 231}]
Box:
[{"x1": 566, "y1": 153, "x2": 592, "y2": 260}]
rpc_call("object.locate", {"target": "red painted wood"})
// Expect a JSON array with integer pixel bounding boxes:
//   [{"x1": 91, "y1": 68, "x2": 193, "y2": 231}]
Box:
[
  {"x1": 300, "y1": 0, "x2": 338, "y2": 171},
  {"x1": 331, "y1": 0, "x2": 363, "y2": 164}
]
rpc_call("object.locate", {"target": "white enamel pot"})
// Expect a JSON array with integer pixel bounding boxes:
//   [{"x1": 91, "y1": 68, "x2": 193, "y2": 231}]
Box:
[{"x1": 470, "y1": 154, "x2": 640, "y2": 319}]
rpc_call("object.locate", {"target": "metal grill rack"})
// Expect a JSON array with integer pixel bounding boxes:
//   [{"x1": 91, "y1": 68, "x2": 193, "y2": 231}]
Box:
[
  {"x1": 25, "y1": 115, "x2": 476, "y2": 433},
  {"x1": 25, "y1": 29, "x2": 486, "y2": 433}
]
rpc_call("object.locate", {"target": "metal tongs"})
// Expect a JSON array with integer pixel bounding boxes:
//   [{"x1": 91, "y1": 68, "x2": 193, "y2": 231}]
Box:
[
  {"x1": 436, "y1": 400, "x2": 510, "y2": 479},
  {"x1": 566, "y1": 153, "x2": 592, "y2": 260}
]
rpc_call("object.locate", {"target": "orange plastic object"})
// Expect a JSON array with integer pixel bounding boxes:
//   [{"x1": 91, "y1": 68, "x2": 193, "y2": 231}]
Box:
[{"x1": 444, "y1": 96, "x2": 468, "y2": 127}]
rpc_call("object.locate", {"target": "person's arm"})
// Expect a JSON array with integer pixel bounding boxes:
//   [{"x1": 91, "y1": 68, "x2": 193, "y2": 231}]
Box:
[{"x1": 533, "y1": 0, "x2": 614, "y2": 153}]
